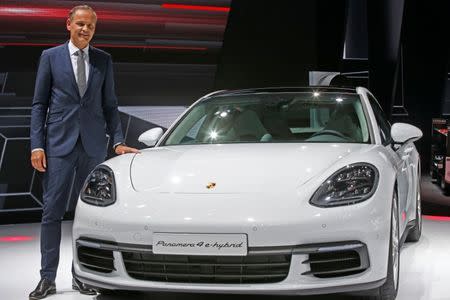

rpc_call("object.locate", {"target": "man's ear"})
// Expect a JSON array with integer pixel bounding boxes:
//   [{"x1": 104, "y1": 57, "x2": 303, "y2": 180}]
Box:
[{"x1": 66, "y1": 18, "x2": 71, "y2": 31}]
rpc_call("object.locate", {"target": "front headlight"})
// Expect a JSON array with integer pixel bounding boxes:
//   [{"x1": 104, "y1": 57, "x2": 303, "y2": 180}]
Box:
[
  {"x1": 80, "y1": 165, "x2": 116, "y2": 207},
  {"x1": 310, "y1": 163, "x2": 379, "y2": 207}
]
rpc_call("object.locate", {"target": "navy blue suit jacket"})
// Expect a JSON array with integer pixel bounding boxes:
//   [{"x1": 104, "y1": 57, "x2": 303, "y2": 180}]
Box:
[{"x1": 30, "y1": 42, "x2": 124, "y2": 158}]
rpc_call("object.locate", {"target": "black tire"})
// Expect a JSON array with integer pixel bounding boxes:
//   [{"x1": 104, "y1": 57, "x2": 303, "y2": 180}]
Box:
[
  {"x1": 436, "y1": 173, "x2": 442, "y2": 186},
  {"x1": 441, "y1": 177, "x2": 450, "y2": 195},
  {"x1": 368, "y1": 192, "x2": 400, "y2": 300},
  {"x1": 406, "y1": 180, "x2": 422, "y2": 242},
  {"x1": 431, "y1": 169, "x2": 437, "y2": 182},
  {"x1": 430, "y1": 167, "x2": 438, "y2": 182}
]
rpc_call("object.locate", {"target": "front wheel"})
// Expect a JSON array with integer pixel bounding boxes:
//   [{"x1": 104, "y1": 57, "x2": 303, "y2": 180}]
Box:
[{"x1": 368, "y1": 191, "x2": 400, "y2": 300}]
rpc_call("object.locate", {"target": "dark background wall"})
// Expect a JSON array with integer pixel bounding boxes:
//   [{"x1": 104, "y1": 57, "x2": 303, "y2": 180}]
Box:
[{"x1": 214, "y1": 0, "x2": 346, "y2": 89}]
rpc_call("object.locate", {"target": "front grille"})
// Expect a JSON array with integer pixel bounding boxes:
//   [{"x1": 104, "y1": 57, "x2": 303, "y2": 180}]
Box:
[
  {"x1": 122, "y1": 252, "x2": 291, "y2": 283},
  {"x1": 77, "y1": 246, "x2": 115, "y2": 273},
  {"x1": 300, "y1": 242, "x2": 369, "y2": 278}
]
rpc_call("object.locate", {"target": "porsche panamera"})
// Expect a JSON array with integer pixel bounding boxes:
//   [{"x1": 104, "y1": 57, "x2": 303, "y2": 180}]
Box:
[{"x1": 73, "y1": 86, "x2": 422, "y2": 300}]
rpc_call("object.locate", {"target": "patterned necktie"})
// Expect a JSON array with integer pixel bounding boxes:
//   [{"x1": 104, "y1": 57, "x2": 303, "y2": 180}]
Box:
[{"x1": 76, "y1": 50, "x2": 87, "y2": 96}]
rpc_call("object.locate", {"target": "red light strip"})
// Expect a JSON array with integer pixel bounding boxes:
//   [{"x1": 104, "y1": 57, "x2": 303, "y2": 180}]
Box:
[
  {"x1": 0, "y1": 236, "x2": 34, "y2": 242},
  {"x1": 423, "y1": 215, "x2": 450, "y2": 222},
  {"x1": 0, "y1": 42, "x2": 207, "y2": 51},
  {"x1": 0, "y1": 42, "x2": 57, "y2": 47},
  {"x1": 95, "y1": 44, "x2": 207, "y2": 51},
  {"x1": 0, "y1": 6, "x2": 227, "y2": 24},
  {"x1": 161, "y1": 3, "x2": 230, "y2": 12},
  {"x1": 0, "y1": 6, "x2": 67, "y2": 18}
]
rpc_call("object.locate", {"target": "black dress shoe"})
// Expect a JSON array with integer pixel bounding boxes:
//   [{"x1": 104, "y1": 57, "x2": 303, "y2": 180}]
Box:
[
  {"x1": 72, "y1": 277, "x2": 97, "y2": 295},
  {"x1": 29, "y1": 278, "x2": 56, "y2": 300}
]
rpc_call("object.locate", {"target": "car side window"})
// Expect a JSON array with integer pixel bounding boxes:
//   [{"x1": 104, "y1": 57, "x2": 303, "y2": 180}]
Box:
[{"x1": 367, "y1": 93, "x2": 392, "y2": 145}]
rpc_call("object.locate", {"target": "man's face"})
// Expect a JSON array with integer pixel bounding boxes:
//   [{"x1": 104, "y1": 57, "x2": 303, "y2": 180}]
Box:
[{"x1": 66, "y1": 9, "x2": 96, "y2": 49}]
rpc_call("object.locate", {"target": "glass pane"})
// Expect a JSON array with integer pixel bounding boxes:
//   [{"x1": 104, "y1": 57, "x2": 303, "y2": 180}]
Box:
[{"x1": 164, "y1": 92, "x2": 370, "y2": 145}]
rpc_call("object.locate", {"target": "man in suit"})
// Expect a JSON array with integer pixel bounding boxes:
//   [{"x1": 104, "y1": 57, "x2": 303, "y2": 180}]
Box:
[{"x1": 29, "y1": 5, "x2": 138, "y2": 299}]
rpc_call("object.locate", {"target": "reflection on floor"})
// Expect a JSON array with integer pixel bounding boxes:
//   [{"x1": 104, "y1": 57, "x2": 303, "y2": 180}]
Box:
[{"x1": 1, "y1": 218, "x2": 449, "y2": 300}]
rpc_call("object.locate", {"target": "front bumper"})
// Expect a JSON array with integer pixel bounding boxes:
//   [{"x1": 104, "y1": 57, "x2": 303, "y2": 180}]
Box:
[
  {"x1": 73, "y1": 179, "x2": 392, "y2": 295},
  {"x1": 73, "y1": 238, "x2": 384, "y2": 295}
]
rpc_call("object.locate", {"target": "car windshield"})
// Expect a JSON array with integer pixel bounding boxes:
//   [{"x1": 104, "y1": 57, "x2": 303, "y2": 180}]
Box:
[{"x1": 163, "y1": 92, "x2": 370, "y2": 145}]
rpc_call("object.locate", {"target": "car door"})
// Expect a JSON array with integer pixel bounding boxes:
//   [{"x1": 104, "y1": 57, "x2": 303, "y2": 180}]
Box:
[{"x1": 367, "y1": 93, "x2": 413, "y2": 233}]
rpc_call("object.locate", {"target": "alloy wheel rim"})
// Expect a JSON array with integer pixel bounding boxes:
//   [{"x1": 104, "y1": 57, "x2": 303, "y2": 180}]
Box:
[{"x1": 392, "y1": 194, "x2": 399, "y2": 288}]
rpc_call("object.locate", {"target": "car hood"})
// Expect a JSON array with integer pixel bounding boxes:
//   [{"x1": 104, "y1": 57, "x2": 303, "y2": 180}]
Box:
[{"x1": 130, "y1": 143, "x2": 370, "y2": 193}]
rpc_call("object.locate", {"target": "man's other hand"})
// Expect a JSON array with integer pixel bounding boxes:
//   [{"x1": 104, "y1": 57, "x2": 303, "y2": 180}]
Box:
[
  {"x1": 115, "y1": 144, "x2": 140, "y2": 155},
  {"x1": 31, "y1": 150, "x2": 47, "y2": 172}
]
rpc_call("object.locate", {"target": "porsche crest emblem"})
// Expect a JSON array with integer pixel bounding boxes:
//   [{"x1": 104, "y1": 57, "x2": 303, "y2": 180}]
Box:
[{"x1": 206, "y1": 182, "x2": 216, "y2": 189}]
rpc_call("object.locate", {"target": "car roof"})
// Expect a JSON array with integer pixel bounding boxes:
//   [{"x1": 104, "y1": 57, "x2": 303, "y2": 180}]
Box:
[{"x1": 210, "y1": 86, "x2": 358, "y2": 97}]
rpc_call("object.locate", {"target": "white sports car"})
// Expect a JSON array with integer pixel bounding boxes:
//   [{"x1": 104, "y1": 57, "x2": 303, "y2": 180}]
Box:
[{"x1": 73, "y1": 87, "x2": 422, "y2": 300}]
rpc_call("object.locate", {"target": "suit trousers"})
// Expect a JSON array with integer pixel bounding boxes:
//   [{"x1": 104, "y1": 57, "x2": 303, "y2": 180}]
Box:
[{"x1": 40, "y1": 138, "x2": 104, "y2": 281}]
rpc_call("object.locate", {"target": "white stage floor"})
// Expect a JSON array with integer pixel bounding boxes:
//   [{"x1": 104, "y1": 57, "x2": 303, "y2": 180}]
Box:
[{"x1": 1, "y1": 218, "x2": 449, "y2": 300}]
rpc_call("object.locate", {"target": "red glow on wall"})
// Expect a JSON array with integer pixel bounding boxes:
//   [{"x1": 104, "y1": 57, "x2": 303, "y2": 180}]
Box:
[
  {"x1": 423, "y1": 215, "x2": 450, "y2": 222},
  {"x1": 95, "y1": 44, "x2": 207, "y2": 51},
  {"x1": 0, "y1": 6, "x2": 67, "y2": 18},
  {"x1": 161, "y1": 4, "x2": 230, "y2": 12},
  {"x1": 0, "y1": 236, "x2": 34, "y2": 242},
  {"x1": 0, "y1": 42, "x2": 207, "y2": 51},
  {"x1": 0, "y1": 42, "x2": 57, "y2": 47},
  {"x1": 0, "y1": 5, "x2": 227, "y2": 24}
]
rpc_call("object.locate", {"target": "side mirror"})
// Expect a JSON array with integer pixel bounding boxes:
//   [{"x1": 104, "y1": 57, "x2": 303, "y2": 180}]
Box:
[
  {"x1": 390, "y1": 123, "x2": 422, "y2": 144},
  {"x1": 138, "y1": 127, "x2": 164, "y2": 147}
]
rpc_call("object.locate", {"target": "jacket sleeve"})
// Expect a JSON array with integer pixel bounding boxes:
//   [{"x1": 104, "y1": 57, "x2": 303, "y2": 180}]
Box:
[
  {"x1": 30, "y1": 50, "x2": 51, "y2": 151},
  {"x1": 102, "y1": 55, "x2": 125, "y2": 146}
]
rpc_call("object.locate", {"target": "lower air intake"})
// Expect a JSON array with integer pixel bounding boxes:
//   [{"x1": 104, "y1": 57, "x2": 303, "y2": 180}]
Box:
[{"x1": 122, "y1": 252, "x2": 291, "y2": 284}]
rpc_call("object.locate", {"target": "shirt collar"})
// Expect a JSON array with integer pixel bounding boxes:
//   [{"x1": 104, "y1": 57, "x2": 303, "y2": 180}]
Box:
[{"x1": 68, "y1": 40, "x2": 89, "y2": 56}]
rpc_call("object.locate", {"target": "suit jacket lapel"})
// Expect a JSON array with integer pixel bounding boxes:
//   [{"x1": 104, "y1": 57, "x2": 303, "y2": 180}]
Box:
[{"x1": 61, "y1": 41, "x2": 80, "y2": 98}]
